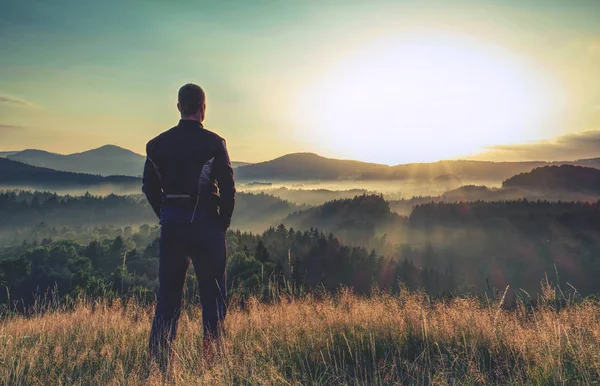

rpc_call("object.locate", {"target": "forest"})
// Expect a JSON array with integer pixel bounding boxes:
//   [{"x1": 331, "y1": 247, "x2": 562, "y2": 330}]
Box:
[
  {"x1": 2, "y1": 187, "x2": 600, "y2": 312},
  {"x1": 0, "y1": 222, "x2": 456, "y2": 310},
  {"x1": 0, "y1": 190, "x2": 299, "y2": 234}
]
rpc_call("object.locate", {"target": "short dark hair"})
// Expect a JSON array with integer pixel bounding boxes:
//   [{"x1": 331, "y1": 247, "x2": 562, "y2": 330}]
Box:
[{"x1": 178, "y1": 83, "x2": 205, "y2": 116}]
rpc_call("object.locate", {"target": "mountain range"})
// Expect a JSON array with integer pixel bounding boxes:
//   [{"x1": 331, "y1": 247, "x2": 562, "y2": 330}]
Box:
[
  {"x1": 4, "y1": 145, "x2": 145, "y2": 177},
  {"x1": 235, "y1": 152, "x2": 600, "y2": 182},
  {"x1": 2, "y1": 145, "x2": 600, "y2": 182},
  {"x1": 1, "y1": 145, "x2": 251, "y2": 177}
]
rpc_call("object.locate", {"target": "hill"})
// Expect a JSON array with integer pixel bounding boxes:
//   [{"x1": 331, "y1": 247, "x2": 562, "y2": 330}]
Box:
[
  {"x1": 235, "y1": 152, "x2": 390, "y2": 181},
  {"x1": 7, "y1": 145, "x2": 146, "y2": 177},
  {"x1": 283, "y1": 194, "x2": 405, "y2": 246},
  {"x1": 0, "y1": 158, "x2": 140, "y2": 189},
  {"x1": 502, "y1": 165, "x2": 600, "y2": 193}
]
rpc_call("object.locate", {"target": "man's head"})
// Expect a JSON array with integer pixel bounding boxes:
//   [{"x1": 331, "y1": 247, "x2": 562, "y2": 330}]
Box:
[{"x1": 177, "y1": 83, "x2": 206, "y2": 121}]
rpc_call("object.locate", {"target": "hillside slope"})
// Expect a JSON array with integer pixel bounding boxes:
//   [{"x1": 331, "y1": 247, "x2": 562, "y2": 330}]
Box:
[
  {"x1": 1, "y1": 290, "x2": 596, "y2": 385},
  {"x1": 0, "y1": 158, "x2": 140, "y2": 188},
  {"x1": 283, "y1": 194, "x2": 406, "y2": 245},
  {"x1": 503, "y1": 165, "x2": 600, "y2": 193}
]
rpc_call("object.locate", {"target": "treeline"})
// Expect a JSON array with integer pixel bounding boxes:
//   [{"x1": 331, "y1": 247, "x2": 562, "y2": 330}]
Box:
[
  {"x1": 227, "y1": 225, "x2": 454, "y2": 297},
  {"x1": 389, "y1": 185, "x2": 600, "y2": 216},
  {"x1": 283, "y1": 194, "x2": 407, "y2": 249},
  {"x1": 503, "y1": 165, "x2": 600, "y2": 193},
  {"x1": 0, "y1": 190, "x2": 300, "y2": 232},
  {"x1": 0, "y1": 224, "x2": 456, "y2": 309},
  {"x1": 406, "y1": 200, "x2": 600, "y2": 296},
  {"x1": 0, "y1": 191, "x2": 154, "y2": 229},
  {"x1": 410, "y1": 200, "x2": 600, "y2": 228}
]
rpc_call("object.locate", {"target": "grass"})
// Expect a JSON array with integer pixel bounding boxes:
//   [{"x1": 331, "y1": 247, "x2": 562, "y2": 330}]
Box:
[{"x1": 1, "y1": 285, "x2": 600, "y2": 385}]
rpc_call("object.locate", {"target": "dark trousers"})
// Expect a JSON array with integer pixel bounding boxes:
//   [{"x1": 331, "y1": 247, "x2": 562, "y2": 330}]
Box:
[{"x1": 148, "y1": 222, "x2": 227, "y2": 368}]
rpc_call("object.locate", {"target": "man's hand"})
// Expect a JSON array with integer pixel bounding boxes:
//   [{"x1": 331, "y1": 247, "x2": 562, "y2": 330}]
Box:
[
  {"x1": 142, "y1": 140, "x2": 162, "y2": 219},
  {"x1": 214, "y1": 138, "x2": 236, "y2": 229}
]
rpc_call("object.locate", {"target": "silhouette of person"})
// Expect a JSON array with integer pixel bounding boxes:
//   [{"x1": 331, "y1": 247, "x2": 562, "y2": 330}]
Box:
[{"x1": 143, "y1": 83, "x2": 235, "y2": 371}]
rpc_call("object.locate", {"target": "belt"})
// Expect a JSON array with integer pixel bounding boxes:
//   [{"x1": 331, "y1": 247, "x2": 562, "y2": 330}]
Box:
[{"x1": 164, "y1": 194, "x2": 193, "y2": 199}]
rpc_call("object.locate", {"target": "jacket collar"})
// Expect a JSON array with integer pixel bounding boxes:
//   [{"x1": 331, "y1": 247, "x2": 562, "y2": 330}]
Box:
[{"x1": 178, "y1": 119, "x2": 203, "y2": 128}]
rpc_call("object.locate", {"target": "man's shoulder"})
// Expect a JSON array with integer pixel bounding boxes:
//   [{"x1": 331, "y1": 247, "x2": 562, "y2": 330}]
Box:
[
  {"x1": 200, "y1": 127, "x2": 229, "y2": 151},
  {"x1": 146, "y1": 126, "x2": 178, "y2": 152},
  {"x1": 201, "y1": 127, "x2": 225, "y2": 142}
]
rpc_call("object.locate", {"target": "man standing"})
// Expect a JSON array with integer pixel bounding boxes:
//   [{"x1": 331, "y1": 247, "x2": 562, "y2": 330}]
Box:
[{"x1": 143, "y1": 83, "x2": 235, "y2": 370}]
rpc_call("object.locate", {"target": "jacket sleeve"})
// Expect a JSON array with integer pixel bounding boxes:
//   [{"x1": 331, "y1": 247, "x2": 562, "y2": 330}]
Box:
[
  {"x1": 142, "y1": 143, "x2": 162, "y2": 219},
  {"x1": 213, "y1": 138, "x2": 236, "y2": 229}
]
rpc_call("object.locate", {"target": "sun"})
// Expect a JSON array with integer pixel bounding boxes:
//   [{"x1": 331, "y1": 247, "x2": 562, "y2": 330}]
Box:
[{"x1": 295, "y1": 32, "x2": 564, "y2": 164}]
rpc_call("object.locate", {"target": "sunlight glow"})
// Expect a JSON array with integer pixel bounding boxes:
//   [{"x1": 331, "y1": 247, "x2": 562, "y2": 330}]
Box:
[{"x1": 296, "y1": 33, "x2": 565, "y2": 164}]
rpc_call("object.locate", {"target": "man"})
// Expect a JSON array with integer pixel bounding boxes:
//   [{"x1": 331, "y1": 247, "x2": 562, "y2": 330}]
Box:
[{"x1": 143, "y1": 83, "x2": 235, "y2": 370}]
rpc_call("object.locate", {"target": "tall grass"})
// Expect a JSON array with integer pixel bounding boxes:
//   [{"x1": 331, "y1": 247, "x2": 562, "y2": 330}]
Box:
[{"x1": 1, "y1": 284, "x2": 599, "y2": 385}]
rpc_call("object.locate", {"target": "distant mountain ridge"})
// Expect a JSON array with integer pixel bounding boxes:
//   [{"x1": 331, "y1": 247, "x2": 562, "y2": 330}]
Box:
[
  {"x1": 235, "y1": 153, "x2": 390, "y2": 180},
  {"x1": 236, "y1": 153, "x2": 600, "y2": 182},
  {"x1": 5, "y1": 145, "x2": 251, "y2": 176},
  {"x1": 7, "y1": 145, "x2": 146, "y2": 177},
  {"x1": 4, "y1": 145, "x2": 600, "y2": 181},
  {"x1": 0, "y1": 158, "x2": 140, "y2": 188}
]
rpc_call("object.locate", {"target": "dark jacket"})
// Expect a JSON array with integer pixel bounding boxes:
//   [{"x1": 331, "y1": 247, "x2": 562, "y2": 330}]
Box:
[{"x1": 142, "y1": 120, "x2": 236, "y2": 228}]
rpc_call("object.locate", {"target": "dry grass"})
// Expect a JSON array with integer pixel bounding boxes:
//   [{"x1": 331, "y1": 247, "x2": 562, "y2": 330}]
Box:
[{"x1": 1, "y1": 289, "x2": 600, "y2": 385}]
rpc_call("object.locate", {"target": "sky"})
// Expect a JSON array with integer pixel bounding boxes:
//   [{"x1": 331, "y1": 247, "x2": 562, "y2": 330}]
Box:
[{"x1": 1, "y1": 0, "x2": 599, "y2": 164}]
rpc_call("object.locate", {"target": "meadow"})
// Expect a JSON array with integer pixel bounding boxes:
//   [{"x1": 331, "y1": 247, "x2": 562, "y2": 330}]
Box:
[
  {"x1": 3, "y1": 185, "x2": 600, "y2": 385},
  {"x1": 2, "y1": 283, "x2": 598, "y2": 385}
]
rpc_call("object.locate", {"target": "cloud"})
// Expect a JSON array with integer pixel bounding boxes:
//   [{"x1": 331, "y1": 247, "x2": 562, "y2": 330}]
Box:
[
  {"x1": 0, "y1": 124, "x2": 26, "y2": 131},
  {"x1": 0, "y1": 94, "x2": 38, "y2": 108},
  {"x1": 474, "y1": 131, "x2": 600, "y2": 161}
]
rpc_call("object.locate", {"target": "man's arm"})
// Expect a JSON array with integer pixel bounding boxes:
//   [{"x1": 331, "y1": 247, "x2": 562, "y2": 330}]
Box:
[
  {"x1": 213, "y1": 138, "x2": 236, "y2": 229},
  {"x1": 142, "y1": 146, "x2": 162, "y2": 219}
]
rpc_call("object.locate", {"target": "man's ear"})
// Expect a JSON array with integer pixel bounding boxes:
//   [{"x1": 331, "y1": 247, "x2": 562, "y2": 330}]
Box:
[
  {"x1": 177, "y1": 102, "x2": 181, "y2": 113},
  {"x1": 200, "y1": 102, "x2": 207, "y2": 121}
]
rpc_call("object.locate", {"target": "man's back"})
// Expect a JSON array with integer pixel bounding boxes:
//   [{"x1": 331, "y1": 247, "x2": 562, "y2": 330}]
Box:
[{"x1": 142, "y1": 119, "x2": 235, "y2": 227}]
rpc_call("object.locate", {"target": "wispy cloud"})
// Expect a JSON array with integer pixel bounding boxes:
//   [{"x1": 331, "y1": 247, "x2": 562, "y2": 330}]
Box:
[
  {"x1": 474, "y1": 131, "x2": 600, "y2": 162},
  {"x1": 0, "y1": 94, "x2": 38, "y2": 108},
  {"x1": 0, "y1": 124, "x2": 26, "y2": 131}
]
